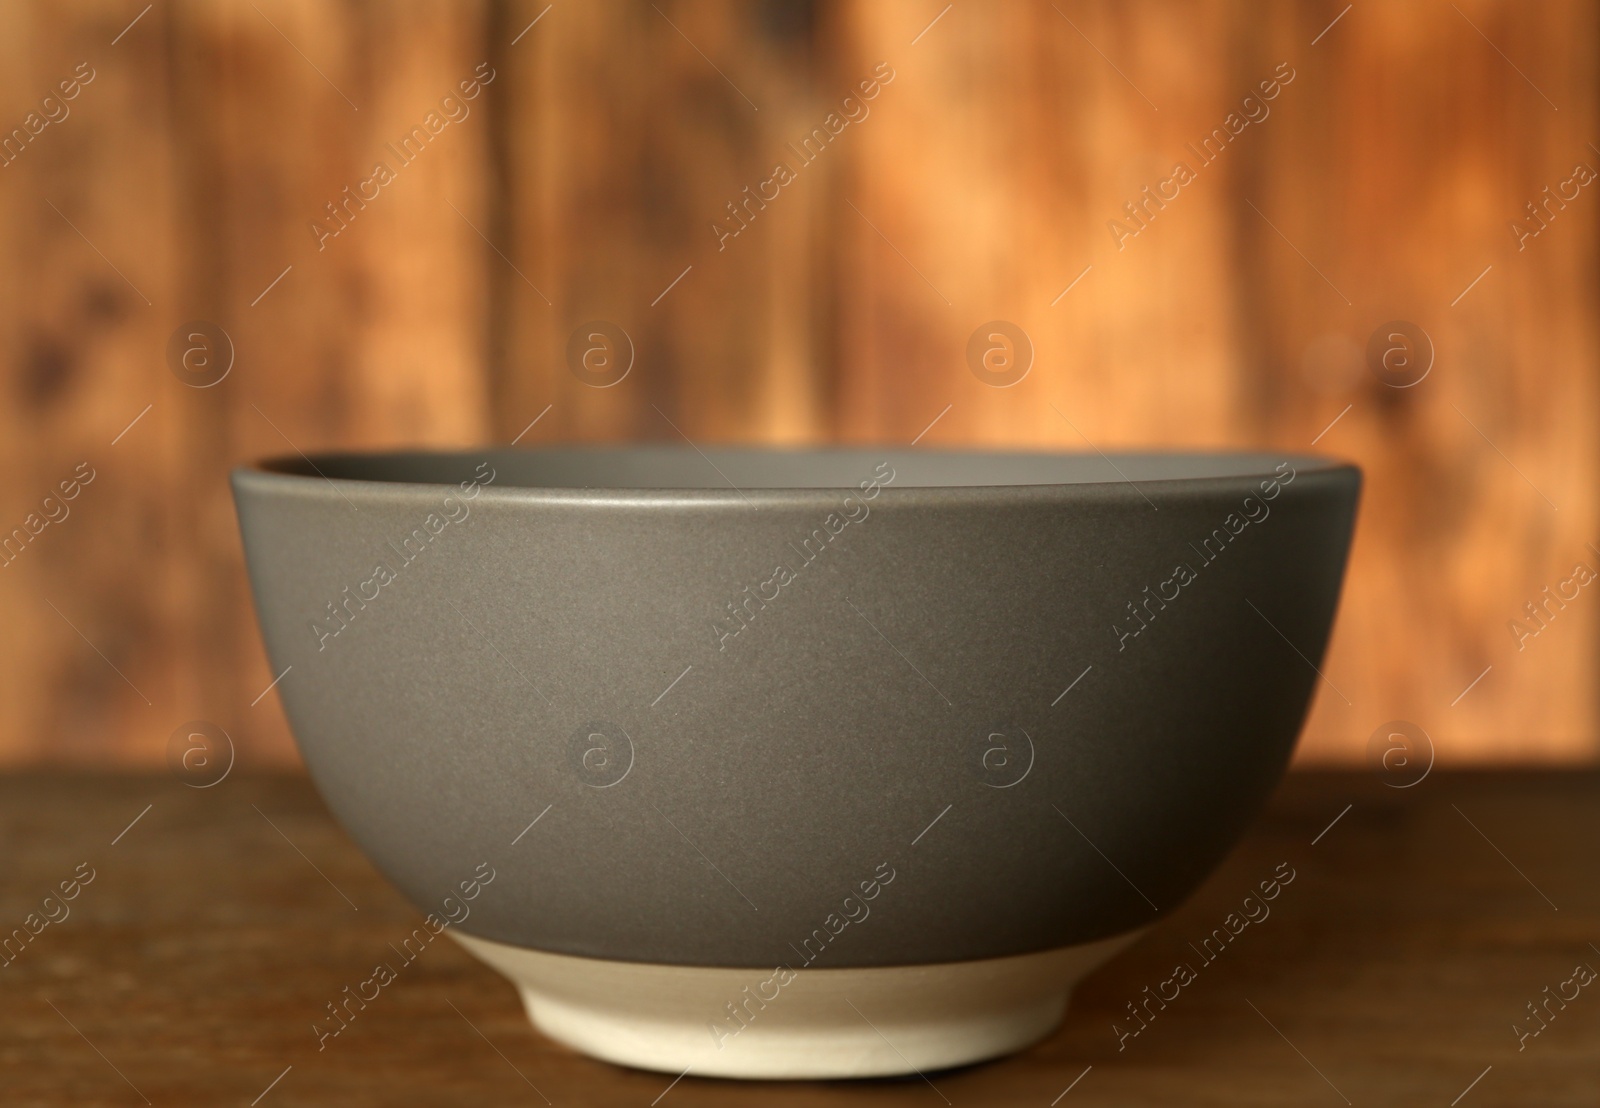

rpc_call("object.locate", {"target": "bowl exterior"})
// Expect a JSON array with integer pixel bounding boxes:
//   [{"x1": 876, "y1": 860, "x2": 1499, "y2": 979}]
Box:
[{"x1": 233, "y1": 457, "x2": 1359, "y2": 968}]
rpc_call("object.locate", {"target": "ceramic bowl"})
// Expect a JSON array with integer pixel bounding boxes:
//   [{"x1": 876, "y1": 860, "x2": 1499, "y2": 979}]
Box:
[{"x1": 233, "y1": 447, "x2": 1360, "y2": 1079}]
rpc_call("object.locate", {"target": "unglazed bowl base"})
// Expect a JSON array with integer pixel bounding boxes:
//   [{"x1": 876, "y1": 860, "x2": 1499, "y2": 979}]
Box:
[{"x1": 450, "y1": 930, "x2": 1142, "y2": 1080}]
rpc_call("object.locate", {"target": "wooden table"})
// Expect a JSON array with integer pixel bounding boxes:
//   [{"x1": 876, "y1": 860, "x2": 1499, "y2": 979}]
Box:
[{"x1": 1, "y1": 771, "x2": 1595, "y2": 1106}]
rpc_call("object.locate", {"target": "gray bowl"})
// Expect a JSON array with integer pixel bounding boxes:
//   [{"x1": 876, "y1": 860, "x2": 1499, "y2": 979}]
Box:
[{"x1": 233, "y1": 447, "x2": 1359, "y2": 1077}]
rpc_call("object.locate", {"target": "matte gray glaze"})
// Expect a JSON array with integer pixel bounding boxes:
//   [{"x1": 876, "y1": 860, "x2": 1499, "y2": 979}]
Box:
[{"x1": 232, "y1": 448, "x2": 1360, "y2": 968}]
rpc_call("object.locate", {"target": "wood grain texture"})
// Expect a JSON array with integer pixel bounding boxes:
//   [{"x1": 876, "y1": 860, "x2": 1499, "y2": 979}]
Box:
[
  {"x1": 1236, "y1": 0, "x2": 1600, "y2": 762},
  {"x1": 0, "y1": 1, "x2": 493, "y2": 770},
  {"x1": 0, "y1": 771, "x2": 1595, "y2": 1104},
  {"x1": 493, "y1": 0, "x2": 840, "y2": 447},
  {"x1": 0, "y1": 2, "x2": 181, "y2": 764},
  {"x1": 0, "y1": 0, "x2": 1595, "y2": 767}
]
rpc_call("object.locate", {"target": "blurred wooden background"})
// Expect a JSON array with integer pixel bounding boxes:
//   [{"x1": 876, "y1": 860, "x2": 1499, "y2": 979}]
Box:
[{"x1": 0, "y1": 0, "x2": 1594, "y2": 769}]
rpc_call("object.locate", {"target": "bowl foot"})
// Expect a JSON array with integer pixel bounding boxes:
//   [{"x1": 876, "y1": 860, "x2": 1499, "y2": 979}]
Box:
[{"x1": 450, "y1": 930, "x2": 1140, "y2": 1079}]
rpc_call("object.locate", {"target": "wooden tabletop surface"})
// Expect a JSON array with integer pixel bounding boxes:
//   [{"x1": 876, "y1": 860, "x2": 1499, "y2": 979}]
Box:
[{"x1": 1, "y1": 770, "x2": 1595, "y2": 1107}]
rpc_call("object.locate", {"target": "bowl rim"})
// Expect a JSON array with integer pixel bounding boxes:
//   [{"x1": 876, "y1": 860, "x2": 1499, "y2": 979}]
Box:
[{"x1": 231, "y1": 445, "x2": 1360, "y2": 505}]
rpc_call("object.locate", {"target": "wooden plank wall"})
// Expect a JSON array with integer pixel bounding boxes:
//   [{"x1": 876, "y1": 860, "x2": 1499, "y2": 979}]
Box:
[{"x1": 0, "y1": 0, "x2": 1593, "y2": 769}]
